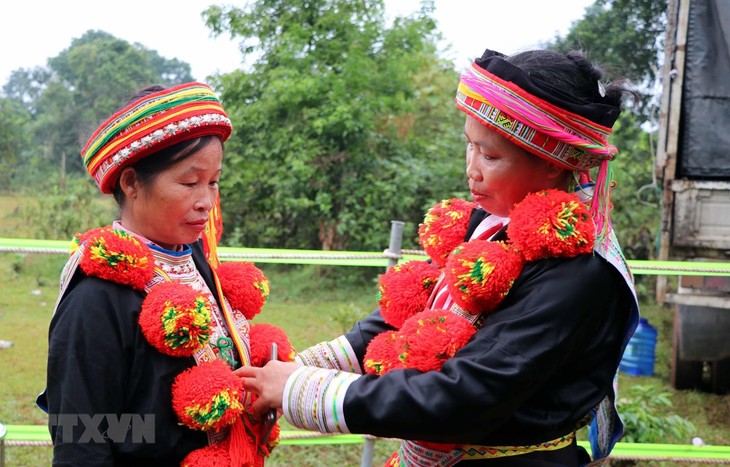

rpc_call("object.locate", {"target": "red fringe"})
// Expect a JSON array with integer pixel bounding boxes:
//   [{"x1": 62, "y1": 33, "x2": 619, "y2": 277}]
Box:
[{"x1": 228, "y1": 417, "x2": 257, "y2": 467}]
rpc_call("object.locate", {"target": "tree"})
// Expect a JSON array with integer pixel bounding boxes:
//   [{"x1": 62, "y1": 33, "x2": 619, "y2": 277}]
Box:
[
  {"x1": 2, "y1": 30, "x2": 195, "y2": 181},
  {"x1": 548, "y1": 0, "x2": 667, "y2": 267},
  {"x1": 204, "y1": 0, "x2": 465, "y2": 251},
  {"x1": 0, "y1": 98, "x2": 32, "y2": 189},
  {"x1": 550, "y1": 0, "x2": 668, "y2": 117}
]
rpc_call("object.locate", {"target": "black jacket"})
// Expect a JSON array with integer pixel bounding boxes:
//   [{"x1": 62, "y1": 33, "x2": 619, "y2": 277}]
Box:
[
  {"x1": 42, "y1": 242, "x2": 217, "y2": 466},
  {"x1": 342, "y1": 209, "x2": 633, "y2": 465}
]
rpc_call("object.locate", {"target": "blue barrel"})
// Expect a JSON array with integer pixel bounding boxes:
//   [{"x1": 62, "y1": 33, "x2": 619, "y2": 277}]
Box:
[{"x1": 619, "y1": 317, "x2": 658, "y2": 376}]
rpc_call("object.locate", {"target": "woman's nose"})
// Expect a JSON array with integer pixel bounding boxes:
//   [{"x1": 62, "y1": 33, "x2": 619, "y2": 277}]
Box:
[
  {"x1": 466, "y1": 153, "x2": 482, "y2": 182},
  {"x1": 195, "y1": 192, "x2": 215, "y2": 212}
]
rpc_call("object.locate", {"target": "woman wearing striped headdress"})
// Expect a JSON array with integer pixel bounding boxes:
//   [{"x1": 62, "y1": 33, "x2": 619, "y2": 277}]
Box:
[
  {"x1": 238, "y1": 49, "x2": 640, "y2": 466},
  {"x1": 38, "y1": 83, "x2": 293, "y2": 466}
]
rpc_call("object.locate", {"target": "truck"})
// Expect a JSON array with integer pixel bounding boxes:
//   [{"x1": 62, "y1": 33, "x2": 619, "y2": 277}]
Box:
[{"x1": 655, "y1": 0, "x2": 730, "y2": 394}]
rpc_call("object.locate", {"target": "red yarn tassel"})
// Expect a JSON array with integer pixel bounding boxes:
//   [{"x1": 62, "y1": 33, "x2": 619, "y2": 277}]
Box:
[
  {"x1": 228, "y1": 417, "x2": 256, "y2": 467},
  {"x1": 203, "y1": 192, "x2": 223, "y2": 270}
]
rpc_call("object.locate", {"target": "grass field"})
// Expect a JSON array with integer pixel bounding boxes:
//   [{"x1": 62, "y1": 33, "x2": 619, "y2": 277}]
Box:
[{"x1": 1, "y1": 193, "x2": 729, "y2": 466}]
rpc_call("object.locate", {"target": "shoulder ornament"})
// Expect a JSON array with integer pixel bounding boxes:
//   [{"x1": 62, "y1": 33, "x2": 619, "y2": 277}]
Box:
[
  {"x1": 76, "y1": 226, "x2": 155, "y2": 290},
  {"x1": 365, "y1": 189, "x2": 596, "y2": 376}
]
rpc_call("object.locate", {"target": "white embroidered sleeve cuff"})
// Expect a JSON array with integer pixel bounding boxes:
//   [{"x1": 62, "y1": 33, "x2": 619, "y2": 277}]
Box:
[
  {"x1": 282, "y1": 366, "x2": 361, "y2": 434},
  {"x1": 294, "y1": 335, "x2": 362, "y2": 373}
]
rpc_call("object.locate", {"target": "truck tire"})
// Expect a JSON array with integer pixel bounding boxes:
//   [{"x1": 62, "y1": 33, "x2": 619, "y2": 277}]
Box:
[
  {"x1": 671, "y1": 309, "x2": 703, "y2": 390},
  {"x1": 709, "y1": 359, "x2": 730, "y2": 395}
]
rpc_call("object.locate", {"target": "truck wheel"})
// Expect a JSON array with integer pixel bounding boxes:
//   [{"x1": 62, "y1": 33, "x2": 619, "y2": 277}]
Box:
[
  {"x1": 671, "y1": 310, "x2": 703, "y2": 390},
  {"x1": 709, "y1": 359, "x2": 730, "y2": 395}
]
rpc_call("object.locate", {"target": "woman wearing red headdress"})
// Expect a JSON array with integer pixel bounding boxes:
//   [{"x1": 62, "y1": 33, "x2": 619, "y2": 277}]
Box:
[
  {"x1": 38, "y1": 83, "x2": 293, "y2": 466},
  {"x1": 238, "y1": 48, "x2": 640, "y2": 466}
]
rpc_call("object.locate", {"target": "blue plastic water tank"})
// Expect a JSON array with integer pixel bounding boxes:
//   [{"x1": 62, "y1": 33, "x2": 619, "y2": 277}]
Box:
[{"x1": 619, "y1": 317, "x2": 657, "y2": 376}]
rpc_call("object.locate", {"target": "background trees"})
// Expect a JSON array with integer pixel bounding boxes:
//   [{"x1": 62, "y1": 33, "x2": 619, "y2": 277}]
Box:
[
  {"x1": 548, "y1": 0, "x2": 667, "y2": 268},
  {"x1": 203, "y1": 0, "x2": 464, "y2": 251},
  {"x1": 0, "y1": 0, "x2": 669, "y2": 262},
  {"x1": 1, "y1": 30, "x2": 193, "y2": 187}
]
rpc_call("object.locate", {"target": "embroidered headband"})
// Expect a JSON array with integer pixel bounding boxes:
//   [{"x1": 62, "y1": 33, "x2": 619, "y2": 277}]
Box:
[
  {"x1": 81, "y1": 82, "x2": 232, "y2": 194},
  {"x1": 455, "y1": 54, "x2": 618, "y2": 171},
  {"x1": 455, "y1": 49, "x2": 624, "y2": 242}
]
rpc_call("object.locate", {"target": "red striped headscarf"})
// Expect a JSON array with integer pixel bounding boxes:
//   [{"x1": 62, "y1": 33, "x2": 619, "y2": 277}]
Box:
[
  {"x1": 81, "y1": 82, "x2": 232, "y2": 194},
  {"x1": 455, "y1": 50, "x2": 622, "y2": 240}
]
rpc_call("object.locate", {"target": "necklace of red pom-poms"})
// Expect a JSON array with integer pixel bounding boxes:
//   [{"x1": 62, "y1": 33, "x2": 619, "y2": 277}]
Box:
[
  {"x1": 366, "y1": 189, "x2": 595, "y2": 453},
  {"x1": 365, "y1": 189, "x2": 595, "y2": 376},
  {"x1": 71, "y1": 227, "x2": 294, "y2": 466}
]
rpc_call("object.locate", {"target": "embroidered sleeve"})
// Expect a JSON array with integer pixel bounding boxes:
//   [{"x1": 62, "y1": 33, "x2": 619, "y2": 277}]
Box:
[
  {"x1": 282, "y1": 366, "x2": 360, "y2": 434},
  {"x1": 294, "y1": 335, "x2": 363, "y2": 373}
]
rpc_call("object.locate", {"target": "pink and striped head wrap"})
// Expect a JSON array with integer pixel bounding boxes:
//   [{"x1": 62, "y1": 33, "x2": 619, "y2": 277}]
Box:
[
  {"x1": 455, "y1": 49, "x2": 623, "y2": 238},
  {"x1": 81, "y1": 82, "x2": 232, "y2": 194}
]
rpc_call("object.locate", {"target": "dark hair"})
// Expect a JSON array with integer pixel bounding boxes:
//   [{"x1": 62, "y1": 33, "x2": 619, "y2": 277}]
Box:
[
  {"x1": 503, "y1": 49, "x2": 635, "y2": 111},
  {"x1": 111, "y1": 84, "x2": 219, "y2": 207},
  {"x1": 112, "y1": 136, "x2": 216, "y2": 207}
]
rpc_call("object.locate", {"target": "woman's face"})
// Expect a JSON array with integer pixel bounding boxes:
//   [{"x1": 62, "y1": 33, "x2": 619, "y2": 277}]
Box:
[
  {"x1": 464, "y1": 116, "x2": 566, "y2": 217},
  {"x1": 120, "y1": 139, "x2": 223, "y2": 250}
]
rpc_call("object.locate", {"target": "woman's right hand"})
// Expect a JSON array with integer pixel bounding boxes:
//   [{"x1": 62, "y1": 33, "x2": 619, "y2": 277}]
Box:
[{"x1": 235, "y1": 361, "x2": 299, "y2": 420}]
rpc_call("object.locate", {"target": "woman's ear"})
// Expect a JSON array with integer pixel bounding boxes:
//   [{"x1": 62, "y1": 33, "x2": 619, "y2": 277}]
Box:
[
  {"x1": 545, "y1": 164, "x2": 571, "y2": 187},
  {"x1": 118, "y1": 168, "x2": 139, "y2": 201}
]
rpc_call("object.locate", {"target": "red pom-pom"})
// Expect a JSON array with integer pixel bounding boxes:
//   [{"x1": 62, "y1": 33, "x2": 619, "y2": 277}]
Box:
[
  {"x1": 508, "y1": 189, "x2": 595, "y2": 261},
  {"x1": 395, "y1": 309, "x2": 476, "y2": 372},
  {"x1": 139, "y1": 281, "x2": 212, "y2": 357},
  {"x1": 363, "y1": 331, "x2": 404, "y2": 376},
  {"x1": 418, "y1": 198, "x2": 476, "y2": 268},
  {"x1": 181, "y1": 443, "x2": 231, "y2": 467},
  {"x1": 79, "y1": 227, "x2": 154, "y2": 290},
  {"x1": 249, "y1": 323, "x2": 296, "y2": 367},
  {"x1": 378, "y1": 260, "x2": 440, "y2": 328},
  {"x1": 217, "y1": 262, "x2": 270, "y2": 319},
  {"x1": 444, "y1": 240, "x2": 524, "y2": 314},
  {"x1": 70, "y1": 226, "x2": 105, "y2": 255},
  {"x1": 172, "y1": 359, "x2": 245, "y2": 431}
]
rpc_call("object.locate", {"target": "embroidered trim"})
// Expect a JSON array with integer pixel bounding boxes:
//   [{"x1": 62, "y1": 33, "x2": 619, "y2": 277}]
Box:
[
  {"x1": 387, "y1": 432, "x2": 576, "y2": 466},
  {"x1": 456, "y1": 62, "x2": 615, "y2": 171},
  {"x1": 295, "y1": 335, "x2": 362, "y2": 373},
  {"x1": 283, "y1": 366, "x2": 359, "y2": 434},
  {"x1": 92, "y1": 113, "x2": 232, "y2": 188}
]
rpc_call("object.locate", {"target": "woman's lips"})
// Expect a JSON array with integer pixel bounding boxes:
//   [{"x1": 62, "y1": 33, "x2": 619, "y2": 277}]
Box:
[
  {"x1": 470, "y1": 191, "x2": 488, "y2": 202},
  {"x1": 188, "y1": 219, "x2": 208, "y2": 232}
]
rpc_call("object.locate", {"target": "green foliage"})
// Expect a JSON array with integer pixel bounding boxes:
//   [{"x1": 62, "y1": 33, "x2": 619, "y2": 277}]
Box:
[
  {"x1": 618, "y1": 383, "x2": 696, "y2": 443},
  {"x1": 547, "y1": 0, "x2": 666, "y2": 272},
  {"x1": 609, "y1": 112, "x2": 661, "y2": 259},
  {"x1": 205, "y1": 0, "x2": 465, "y2": 252},
  {"x1": 9, "y1": 253, "x2": 25, "y2": 277},
  {"x1": 549, "y1": 0, "x2": 668, "y2": 118},
  {"x1": 331, "y1": 302, "x2": 368, "y2": 334},
  {"x1": 0, "y1": 98, "x2": 32, "y2": 189},
  {"x1": 15, "y1": 177, "x2": 115, "y2": 240},
  {"x1": 1, "y1": 30, "x2": 196, "y2": 181}
]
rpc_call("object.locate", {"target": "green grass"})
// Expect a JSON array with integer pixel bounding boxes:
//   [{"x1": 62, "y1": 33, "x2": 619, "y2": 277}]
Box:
[
  {"x1": 0, "y1": 193, "x2": 34, "y2": 238},
  {"x1": 1, "y1": 194, "x2": 729, "y2": 466}
]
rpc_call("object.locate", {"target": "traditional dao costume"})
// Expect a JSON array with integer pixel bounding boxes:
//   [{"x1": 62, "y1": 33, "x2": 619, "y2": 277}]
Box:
[
  {"x1": 38, "y1": 83, "x2": 294, "y2": 467},
  {"x1": 283, "y1": 50, "x2": 639, "y2": 466}
]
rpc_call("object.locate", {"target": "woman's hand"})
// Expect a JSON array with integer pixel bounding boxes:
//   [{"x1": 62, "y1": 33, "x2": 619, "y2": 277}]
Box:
[{"x1": 235, "y1": 361, "x2": 299, "y2": 420}]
